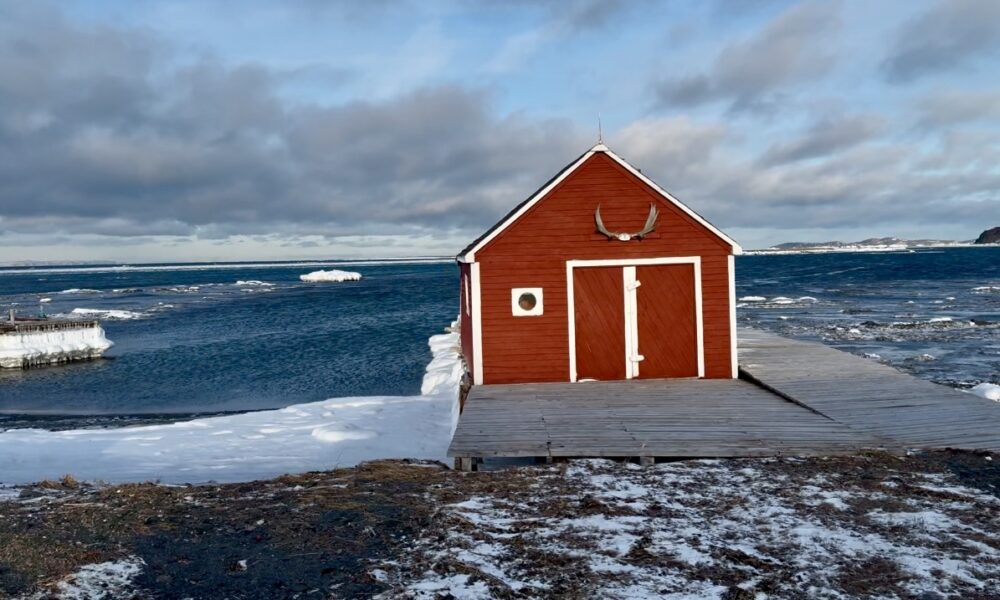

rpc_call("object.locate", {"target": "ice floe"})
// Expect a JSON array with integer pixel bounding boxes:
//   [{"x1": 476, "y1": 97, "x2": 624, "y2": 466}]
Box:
[
  {"x1": 66, "y1": 308, "x2": 144, "y2": 320},
  {"x1": 0, "y1": 323, "x2": 463, "y2": 484},
  {"x1": 300, "y1": 269, "x2": 363, "y2": 283},
  {"x1": 971, "y1": 383, "x2": 1000, "y2": 402},
  {"x1": 0, "y1": 325, "x2": 113, "y2": 369}
]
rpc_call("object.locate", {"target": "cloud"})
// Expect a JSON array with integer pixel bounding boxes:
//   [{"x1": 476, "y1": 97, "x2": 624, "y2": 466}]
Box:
[
  {"x1": 758, "y1": 114, "x2": 885, "y2": 165},
  {"x1": 914, "y1": 89, "x2": 1000, "y2": 128},
  {"x1": 654, "y1": 1, "x2": 842, "y2": 112},
  {"x1": 882, "y1": 0, "x2": 1000, "y2": 84},
  {"x1": 0, "y1": 5, "x2": 587, "y2": 246}
]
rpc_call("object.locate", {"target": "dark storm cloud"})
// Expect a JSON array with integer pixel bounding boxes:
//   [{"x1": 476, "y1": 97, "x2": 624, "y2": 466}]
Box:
[
  {"x1": 654, "y1": 1, "x2": 841, "y2": 112},
  {"x1": 882, "y1": 0, "x2": 1000, "y2": 84},
  {"x1": 759, "y1": 114, "x2": 884, "y2": 166},
  {"x1": 0, "y1": 5, "x2": 586, "y2": 241}
]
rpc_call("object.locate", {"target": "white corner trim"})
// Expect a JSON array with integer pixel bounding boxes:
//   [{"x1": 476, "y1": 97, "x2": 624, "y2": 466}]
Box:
[
  {"x1": 693, "y1": 259, "x2": 705, "y2": 378},
  {"x1": 728, "y1": 254, "x2": 738, "y2": 379},
  {"x1": 511, "y1": 287, "x2": 544, "y2": 316},
  {"x1": 470, "y1": 262, "x2": 484, "y2": 385},
  {"x1": 565, "y1": 262, "x2": 577, "y2": 382},
  {"x1": 566, "y1": 256, "x2": 705, "y2": 382}
]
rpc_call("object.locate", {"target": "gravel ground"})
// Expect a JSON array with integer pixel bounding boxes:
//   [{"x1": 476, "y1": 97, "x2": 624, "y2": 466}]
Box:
[{"x1": 1, "y1": 451, "x2": 998, "y2": 599}]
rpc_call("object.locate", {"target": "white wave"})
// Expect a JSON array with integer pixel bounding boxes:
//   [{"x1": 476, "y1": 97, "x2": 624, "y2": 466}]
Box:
[
  {"x1": 56, "y1": 288, "x2": 100, "y2": 294},
  {"x1": 300, "y1": 269, "x2": 362, "y2": 283},
  {"x1": 67, "y1": 308, "x2": 144, "y2": 320},
  {"x1": 972, "y1": 286, "x2": 1000, "y2": 293},
  {"x1": 739, "y1": 296, "x2": 766, "y2": 302},
  {"x1": 235, "y1": 280, "x2": 274, "y2": 287}
]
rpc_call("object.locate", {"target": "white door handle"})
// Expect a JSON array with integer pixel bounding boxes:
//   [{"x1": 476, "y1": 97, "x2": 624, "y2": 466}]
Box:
[
  {"x1": 631, "y1": 354, "x2": 645, "y2": 362},
  {"x1": 627, "y1": 280, "x2": 642, "y2": 291}
]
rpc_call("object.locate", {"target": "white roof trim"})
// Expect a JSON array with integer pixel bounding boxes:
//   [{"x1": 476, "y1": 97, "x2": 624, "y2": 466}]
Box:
[{"x1": 461, "y1": 144, "x2": 741, "y2": 262}]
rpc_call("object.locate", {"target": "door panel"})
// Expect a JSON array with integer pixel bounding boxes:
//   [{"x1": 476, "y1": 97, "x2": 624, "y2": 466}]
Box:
[
  {"x1": 573, "y1": 267, "x2": 626, "y2": 380},
  {"x1": 635, "y1": 264, "x2": 698, "y2": 378}
]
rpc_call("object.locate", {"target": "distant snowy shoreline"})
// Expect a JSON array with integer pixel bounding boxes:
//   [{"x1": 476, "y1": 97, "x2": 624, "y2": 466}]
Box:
[
  {"x1": 744, "y1": 242, "x2": 991, "y2": 256},
  {"x1": 0, "y1": 257, "x2": 452, "y2": 276}
]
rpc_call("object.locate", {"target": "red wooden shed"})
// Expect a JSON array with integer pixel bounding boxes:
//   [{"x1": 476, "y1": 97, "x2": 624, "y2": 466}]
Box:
[{"x1": 457, "y1": 143, "x2": 741, "y2": 386}]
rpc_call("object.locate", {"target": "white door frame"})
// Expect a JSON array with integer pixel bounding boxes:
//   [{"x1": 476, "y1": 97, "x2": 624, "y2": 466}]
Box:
[{"x1": 566, "y1": 257, "x2": 704, "y2": 382}]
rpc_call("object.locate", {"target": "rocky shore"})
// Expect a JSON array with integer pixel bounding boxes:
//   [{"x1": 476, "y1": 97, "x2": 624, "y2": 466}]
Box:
[{"x1": 2, "y1": 451, "x2": 999, "y2": 599}]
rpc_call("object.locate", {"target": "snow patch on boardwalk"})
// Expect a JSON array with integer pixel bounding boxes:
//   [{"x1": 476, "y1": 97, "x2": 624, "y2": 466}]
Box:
[{"x1": 0, "y1": 324, "x2": 463, "y2": 485}]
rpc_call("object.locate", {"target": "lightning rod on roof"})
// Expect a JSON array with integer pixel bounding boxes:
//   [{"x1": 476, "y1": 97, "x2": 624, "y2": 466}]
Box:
[{"x1": 597, "y1": 113, "x2": 603, "y2": 144}]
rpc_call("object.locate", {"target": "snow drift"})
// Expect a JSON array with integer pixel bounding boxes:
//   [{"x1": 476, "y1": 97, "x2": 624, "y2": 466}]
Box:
[
  {"x1": 0, "y1": 322, "x2": 463, "y2": 484},
  {"x1": 299, "y1": 269, "x2": 362, "y2": 283},
  {"x1": 0, "y1": 325, "x2": 113, "y2": 369}
]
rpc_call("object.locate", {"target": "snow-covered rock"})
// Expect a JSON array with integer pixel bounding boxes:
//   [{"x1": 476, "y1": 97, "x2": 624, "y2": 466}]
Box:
[
  {"x1": 0, "y1": 322, "x2": 463, "y2": 484},
  {"x1": 0, "y1": 325, "x2": 113, "y2": 369},
  {"x1": 299, "y1": 269, "x2": 362, "y2": 283}
]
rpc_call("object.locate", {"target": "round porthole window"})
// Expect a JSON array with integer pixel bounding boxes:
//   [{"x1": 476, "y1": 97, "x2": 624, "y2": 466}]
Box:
[
  {"x1": 511, "y1": 287, "x2": 543, "y2": 316},
  {"x1": 518, "y1": 292, "x2": 537, "y2": 311}
]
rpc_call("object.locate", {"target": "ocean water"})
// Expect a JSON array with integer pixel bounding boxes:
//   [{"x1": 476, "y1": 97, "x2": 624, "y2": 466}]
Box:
[{"x1": 0, "y1": 248, "x2": 997, "y2": 428}]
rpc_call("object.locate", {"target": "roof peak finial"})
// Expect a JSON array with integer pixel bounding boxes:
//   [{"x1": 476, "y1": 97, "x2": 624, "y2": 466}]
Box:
[{"x1": 597, "y1": 113, "x2": 603, "y2": 145}]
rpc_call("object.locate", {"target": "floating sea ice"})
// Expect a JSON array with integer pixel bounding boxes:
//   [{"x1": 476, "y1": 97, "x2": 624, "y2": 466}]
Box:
[
  {"x1": 971, "y1": 383, "x2": 1000, "y2": 402},
  {"x1": 69, "y1": 308, "x2": 144, "y2": 320},
  {"x1": 300, "y1": 269, "x2": 362, "y2": 283},
  {"x1": 235, "y1": 280, "x2": 274, "y2": 287}
]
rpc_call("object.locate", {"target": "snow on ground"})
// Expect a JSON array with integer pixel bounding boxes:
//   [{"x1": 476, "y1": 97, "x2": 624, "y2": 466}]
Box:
[
  {"x1": 0, "y1": 325, "x2": 113, "y2": 369},
  {"x1": 379, "y1": 458, "x2": 1000, "y2": 599},
  {"x1": 22, "y1": 558, "x2": 146, "y2": 600},
  {"x1": 299, "y1": 269, "x2": 362, "y2": 282},
  {"x1": 0, "y1": 324, "x2": 463, "y2": 485},
  {"x1": 971, "y1": 382, "x2": 1000, "y2": 402}
]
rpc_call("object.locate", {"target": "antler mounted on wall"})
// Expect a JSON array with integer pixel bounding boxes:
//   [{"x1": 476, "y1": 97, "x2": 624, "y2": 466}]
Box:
[{"x1": 595, "y1": 203, "x2": 659, "y2": 241}]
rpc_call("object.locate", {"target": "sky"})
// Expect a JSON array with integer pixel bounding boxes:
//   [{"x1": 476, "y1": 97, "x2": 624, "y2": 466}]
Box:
[{"x1": 0, "y1": 0, "x2": 998, "y2": 262}]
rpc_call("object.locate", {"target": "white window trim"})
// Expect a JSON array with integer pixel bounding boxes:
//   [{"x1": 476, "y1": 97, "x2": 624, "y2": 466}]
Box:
[
  {"x1": 728, "y1": 254, "x2": 738, "y2": 378},
  {"x1": 566, "y1": 257, "x2": 705, "y2": 383},
  {"x1": 511, "y1": 287, "x2": 544, "y2": 316}
]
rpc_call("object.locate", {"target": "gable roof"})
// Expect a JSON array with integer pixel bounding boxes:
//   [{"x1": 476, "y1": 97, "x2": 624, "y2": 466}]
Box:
[{"x1": 457, "y1": 143, "x2": 742, "y2": 262}]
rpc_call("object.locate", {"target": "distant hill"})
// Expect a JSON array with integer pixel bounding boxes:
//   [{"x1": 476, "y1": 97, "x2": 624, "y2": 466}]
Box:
[
  {"x1": 975, "y1": 227, "x2": 1000, "y2": 244},
  {"x1": 752, "y1": 237, "x2": 977, "y2": 254}
]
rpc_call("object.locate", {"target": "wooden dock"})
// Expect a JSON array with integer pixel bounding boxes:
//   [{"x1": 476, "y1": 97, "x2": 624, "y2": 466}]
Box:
[
  {"x1": 448, "y1": 328, "x2": 1000, "y2": 467},
  {"x1": 739, "y1": 328, "x2": 1000, "y2": 451}
]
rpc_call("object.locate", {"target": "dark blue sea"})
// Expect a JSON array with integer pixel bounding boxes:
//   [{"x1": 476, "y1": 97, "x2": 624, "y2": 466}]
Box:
[{"x1": 0, "y1": 248, "x2": 997, "y2": 429}]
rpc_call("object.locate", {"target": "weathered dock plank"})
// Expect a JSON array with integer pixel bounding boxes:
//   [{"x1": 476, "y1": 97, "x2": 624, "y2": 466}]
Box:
[
  {"x1": 448, "y1": 379, "x2": 892, "y2": 460},
  {"x1": 738, "y1": 327, "x2": 1000, "y2": 451}
]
